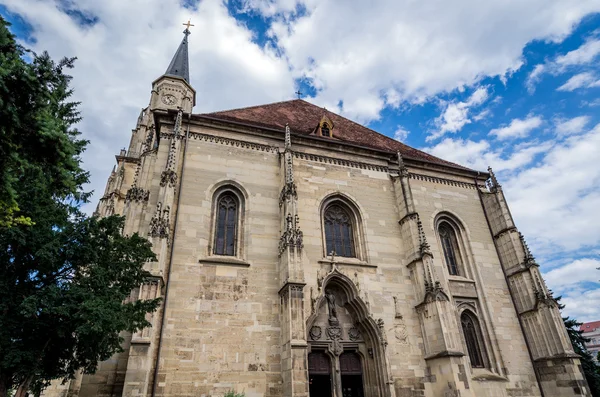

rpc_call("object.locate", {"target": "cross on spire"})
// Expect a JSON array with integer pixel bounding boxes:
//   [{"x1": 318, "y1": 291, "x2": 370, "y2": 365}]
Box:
[
  {"x1": 295, "y1": 90, "x2": 302, "y2": 99},
  {"x1": 183, "y1": 19, "x2": 194, "y2": 34}
]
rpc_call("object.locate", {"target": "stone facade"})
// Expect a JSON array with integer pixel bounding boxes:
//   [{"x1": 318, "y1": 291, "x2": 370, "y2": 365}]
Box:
[{"x1": 43, "y1": 31, "x2": 592, "y2": 397}]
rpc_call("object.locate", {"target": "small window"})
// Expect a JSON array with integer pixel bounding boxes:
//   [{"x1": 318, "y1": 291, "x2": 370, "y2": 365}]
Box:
[
  {"x1": 213, "y1": 193, "x2": 238, "y2": 256},
  {"x1": 461, "y1": 311, "x2": 486, "y2": 368},
  {"x1": 439, "y1": 222, "x2": 461, "y2": 276},
  {"x1": 324, "y1": 204, "x2": 355, "y2": 257},
  {"x1": 321, "y1": 123, "x2": 331, "y2": 137}
]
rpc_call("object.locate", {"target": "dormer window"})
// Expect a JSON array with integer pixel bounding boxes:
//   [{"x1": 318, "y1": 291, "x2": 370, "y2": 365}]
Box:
[{"x1": 317, "y1": 115, "x2": 334, "y2": 138}]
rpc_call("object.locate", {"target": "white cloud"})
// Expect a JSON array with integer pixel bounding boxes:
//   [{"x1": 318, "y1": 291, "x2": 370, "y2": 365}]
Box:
[
  {"x1": 527, "y1": 38, "x2": 600, "y2": 92},
  {"x1": 555, "y1": 38, "x2": 600, "y2": 67},
  {"x1": 423, "y1": 137, "x2": 548, "y2": 172},
  {"x1": 393, "y1": 126, "x2": 410, "y2": 142},
  {"x1": 427, "y1": 86, "x2": 489, "y2": 141},
  {"x1": 503, "y1": 126, "x2": 600, "y2": 253},
  {"x1": 526, "y1": 64, "x2": 546, "y2": 93},
  {"x1": 489, "y1": 115, "x2": 543, "y2": 140},
  {"x1": 544, "y1": 258, "x2": 600, "y2": 322},
  {"x1": 555, "y1": 116, "x2": 590, "y2": 135},
  {"x1": 556, "y1": 72, "x2": 600, "y2": 91},
  {"x1": 559, "y1": 288, "x2": 600, "y2": 323},
  {"x1": 424, "y1": 122, "x2": 600, "y2": 254},
  {"x1": 544, "y1": 258, "x2": 600, "y2": 290},
  {"x1": 263, "y1": 0, "x2": 600, "y2": 120}
]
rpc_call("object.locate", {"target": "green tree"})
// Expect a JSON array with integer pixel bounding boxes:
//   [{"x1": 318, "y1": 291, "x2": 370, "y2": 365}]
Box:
[{"x1": 0, "y1": 17, "x2": 160, "y2": 397}]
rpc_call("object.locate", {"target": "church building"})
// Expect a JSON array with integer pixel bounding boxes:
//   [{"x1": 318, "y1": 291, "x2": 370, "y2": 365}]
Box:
[{"x1": 45, "y1": 26, "x2": 591, "y2": 397}]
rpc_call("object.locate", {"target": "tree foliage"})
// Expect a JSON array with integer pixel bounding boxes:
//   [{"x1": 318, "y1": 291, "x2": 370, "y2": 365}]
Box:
[{"x1": 0, "y1": 17, "x2": 160, "y2": 397}]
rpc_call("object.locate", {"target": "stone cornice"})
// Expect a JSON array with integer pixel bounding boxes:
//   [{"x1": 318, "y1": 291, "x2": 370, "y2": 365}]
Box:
[
  {"x1": 180, "y1": 131, "x2": 279, "y2": 153},
  {"x1": 409, "y1": 172, "x2": 486, "y2": 190},
  {"x1": 293, "y1": 151, "x2": 388, "y2": 172}
]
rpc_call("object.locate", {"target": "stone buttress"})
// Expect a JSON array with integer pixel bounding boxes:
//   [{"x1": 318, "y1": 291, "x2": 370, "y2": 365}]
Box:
[
  {"x1": 479, "y1": 168, "x2": 591, "y2": 397},
  {"x1": 278, "y1": 125, "x2": 310, "y2": 397},
  {"x1": 391, "y1": 153, "x2": 472, "y2": 397}
]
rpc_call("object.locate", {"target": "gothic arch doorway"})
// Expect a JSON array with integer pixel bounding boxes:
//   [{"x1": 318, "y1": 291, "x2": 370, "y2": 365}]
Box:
[{"x1": 307, "y1": 269, "x2": 390, "y2": 397}]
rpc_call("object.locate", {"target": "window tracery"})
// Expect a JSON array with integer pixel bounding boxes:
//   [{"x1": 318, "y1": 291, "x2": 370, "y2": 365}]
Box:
[
  {"x1": 461, "y1": 311, "x2": 486, "y2": 368},
  {"x1": 438, "y1": 222, "x2": 462, "y2": 276},
  {"x1": 214, "y1": 193, "x2": 238, "y2": 256},
  {"x1": 324, "y1": 204, "x2": 355, "y2": 258}
]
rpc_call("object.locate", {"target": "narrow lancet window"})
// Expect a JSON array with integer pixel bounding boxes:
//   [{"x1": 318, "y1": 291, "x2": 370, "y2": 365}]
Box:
[
  {"x1": 461, "y1": 312, "x2": 486, "y2": 368},
  {"x1": 321, "y1": 123, "x2": 331, "y2": 137},
  {"x1": 324, "y1": 204, "x2": 355, "y2": 257},
  {"x1": 214, "y1": 193, "x2": 238, "y2": 256},
  {"x1": 439, "y1": 223, "x2": 461, "y2": 275}
]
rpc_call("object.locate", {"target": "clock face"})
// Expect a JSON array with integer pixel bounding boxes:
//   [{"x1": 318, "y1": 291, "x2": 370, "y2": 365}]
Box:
[{"x1": 161, "y1": 94, "x2": 177, "y2": 105}]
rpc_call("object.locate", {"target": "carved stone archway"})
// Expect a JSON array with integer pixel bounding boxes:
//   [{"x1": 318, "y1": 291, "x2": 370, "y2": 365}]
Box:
[{"x1": 307, "y1": 268, "x2": 391, "y2": 397}]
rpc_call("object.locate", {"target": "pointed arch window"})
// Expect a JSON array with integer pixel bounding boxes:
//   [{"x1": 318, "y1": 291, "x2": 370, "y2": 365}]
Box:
[
  {"x1": 439, "y1": 222, "x2": 462, "y2": 276},
  {"x1": 324, "y1": 204, "x2": 355, "y2": 258},
  {"x1": 214, "y1": 193, "x2": 238, "y2": 256},
  {"x1": 461, "y1": 311, "x2": 486, "y2": 368},
  {"x1": 321, "y1": 123, "x2": 331, "y2": 137}
]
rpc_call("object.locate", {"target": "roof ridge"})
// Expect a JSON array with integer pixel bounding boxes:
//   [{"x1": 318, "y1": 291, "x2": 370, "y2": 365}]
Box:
[{"x1": 201, "y1": 98, "x2": 306, "y2": 116}]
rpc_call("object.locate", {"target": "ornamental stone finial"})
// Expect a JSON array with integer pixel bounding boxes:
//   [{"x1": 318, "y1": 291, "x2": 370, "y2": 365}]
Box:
[
  {"x1": 417, "y1": 219, "x2": 432, "y2": 256},
  {"x1": 487, "y1": 166, "x2": 501, "y2": 191},
  {"x1": 397, "y1": 151, "x2": 409, "y2": 177}
]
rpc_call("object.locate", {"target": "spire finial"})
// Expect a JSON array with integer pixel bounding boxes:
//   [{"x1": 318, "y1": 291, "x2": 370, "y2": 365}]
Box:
[
  {"x1": 164, "y1": 23, "x2": 192, "y2": 83},
  {"x1": 183, "y1": 19, "x2": 194, "y2": 34}
]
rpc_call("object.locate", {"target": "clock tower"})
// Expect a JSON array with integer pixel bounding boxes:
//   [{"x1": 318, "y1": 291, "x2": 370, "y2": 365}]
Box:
[{"x1": 149, "y1": 24, "x2": 196, "y2": 114}]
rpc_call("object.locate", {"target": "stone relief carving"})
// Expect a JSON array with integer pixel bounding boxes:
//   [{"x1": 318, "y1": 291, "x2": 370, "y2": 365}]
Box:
[
  {"x1": 149, "y1": 202, "x2": 170, "y2": 239},
  {"x1": 310, "y1": 326, "x2": 322, "y2": 341},
  {"x1": 278, "y1": 213, "x2": 303, "y2": 256},
  {"x1": 326, "y1": 290, "x2": 339, "y2": 325},
  {"x1": 348, "y1": 327, "x2": 361, "y2": 341},
  {"x1": 394, "y1": 321, "x2": 408, "y2": 346},
  {"x1": 279, "y1": 181, "x2": 297, "y2": 206},
  {"x1": 125, "y1": 186, "x2": 149, "y2": 203},
  {"x1": 160, "y1": 169, "x2": 178, "y2": 188}
]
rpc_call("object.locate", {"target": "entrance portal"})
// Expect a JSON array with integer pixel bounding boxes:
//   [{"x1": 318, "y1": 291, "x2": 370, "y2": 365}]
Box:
[
  {"x1": 309, "y1": 352, "x2": 332, "y2": 397},
  {"x1": 340, "y1": 352, "x2": 364, "y2": 397}
]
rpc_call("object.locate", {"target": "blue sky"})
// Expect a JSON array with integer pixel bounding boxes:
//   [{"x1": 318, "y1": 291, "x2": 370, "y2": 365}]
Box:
[{"x1": 1, "y1": 0, "x2": 599, "y2": 322}]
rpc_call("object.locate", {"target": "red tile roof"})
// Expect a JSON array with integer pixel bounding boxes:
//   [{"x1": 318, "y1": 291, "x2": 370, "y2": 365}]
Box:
[
  {"x1": 580, "y1": 321, "x2": 600, "y2": 333},
  {"x1": 198, "y1": 99, "x2": 472, "y2": 171}
]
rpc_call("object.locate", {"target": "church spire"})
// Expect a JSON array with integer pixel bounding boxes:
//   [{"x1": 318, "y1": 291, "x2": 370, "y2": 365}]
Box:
[{"x1": 164, "y1": 21, "x2": 193, "y2": 83}]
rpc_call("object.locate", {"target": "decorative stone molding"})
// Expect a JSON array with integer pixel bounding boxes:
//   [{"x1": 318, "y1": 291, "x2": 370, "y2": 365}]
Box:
[
  {"x1": 519, "y1": 232, "x2": 538, "y2": 267},
  {"x1": 486, "y1": 166, "x2": 501, "y2": 192},
  {"x1": 417, "y1": 218, "x2": 432, "y2": 256},
  {"x1": 409, "y1": 172, "x2": 486, "y2": 190},
  {"x1": 293, "y1": 151, "x2": 388, "y2": 172},
  {"x1": 398, "y1": 212, "x2": 418, "y2": 226},
  {"x1": 278, "y1": 213, "x2": 303, "y2": 256},
  {"x1": 149, "y1": 202, "x2": 170, "y2": 239},
  {"x1": 160, "y1": 169, "x2": 178, "y2": 188},
  {"x1": 186, "y1": 131, "x2": 279, "y2": 153},
  {"x1": 125, "y1": 186, "x2": 150, "y2": 203},
  {"x1": 279, "y1": 181, "x2": 297, "y2": 207}
]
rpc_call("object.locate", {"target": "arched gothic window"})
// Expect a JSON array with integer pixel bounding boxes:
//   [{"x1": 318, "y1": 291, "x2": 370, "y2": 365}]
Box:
[
  {"x1": 214, "y1": 193, "x2": 238, "y2": 256},
  {"x1": 321, "y1": 123, "x2": 331, "y2": 137},
  {"x1": 461, "y1": 311, "x2": 486, "y2": 368},
  {"x1": 324, "y1": 204, "x2": 355, "y2": 258},
  {"x1": 439, "y1": 222, "x2": 462, "y2": 276}
]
